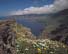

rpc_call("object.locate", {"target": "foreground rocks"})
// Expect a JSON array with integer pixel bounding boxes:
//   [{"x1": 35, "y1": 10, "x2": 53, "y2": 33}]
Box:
[{"x1": 0, "y1": 20, "x2": 16, "y2": 54}]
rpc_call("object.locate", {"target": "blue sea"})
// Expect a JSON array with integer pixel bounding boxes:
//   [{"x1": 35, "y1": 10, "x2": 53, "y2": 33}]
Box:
[{"x1": 0, "y1": 17, "x2": 45, "y2": 36}]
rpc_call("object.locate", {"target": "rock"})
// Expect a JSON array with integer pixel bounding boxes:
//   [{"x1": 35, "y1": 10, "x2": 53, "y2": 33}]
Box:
[{"x1": 0, "y1": 20, "x2": 16, "y2": 54}]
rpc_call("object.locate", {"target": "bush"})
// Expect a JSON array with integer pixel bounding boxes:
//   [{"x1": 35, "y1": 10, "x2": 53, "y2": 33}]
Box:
[{"x1": 16, "y1": 38, "x2": 68, "y2": 54}]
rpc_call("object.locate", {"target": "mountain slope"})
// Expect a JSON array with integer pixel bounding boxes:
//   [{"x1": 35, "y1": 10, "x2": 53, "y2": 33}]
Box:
[{"x1": 40, "y1": 9, "x2": 68, "y2": 45}]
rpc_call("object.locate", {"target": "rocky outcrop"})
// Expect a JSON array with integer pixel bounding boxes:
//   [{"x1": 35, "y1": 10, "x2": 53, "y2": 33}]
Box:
[{"x1": 0, "y1": 20, "x2": 16, "y2": 54}]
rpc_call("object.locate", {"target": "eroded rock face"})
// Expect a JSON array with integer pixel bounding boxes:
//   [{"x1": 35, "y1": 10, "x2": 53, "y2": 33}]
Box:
[{"x1": 0, "y1": 20, "x2": 16, "y2": 54}]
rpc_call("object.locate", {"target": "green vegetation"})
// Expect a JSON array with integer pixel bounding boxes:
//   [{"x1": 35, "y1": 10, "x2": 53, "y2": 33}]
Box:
[
  {"x1": 16, "y1": 38, "x2": 68, "y2": 54},
  {"x1": 15, "y1": 23, "x2": 68, "y2": 54}
]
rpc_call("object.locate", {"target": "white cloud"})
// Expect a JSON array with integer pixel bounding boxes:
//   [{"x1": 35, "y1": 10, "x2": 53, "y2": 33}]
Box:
[{"x1": 9, "y1": 0, "x2": 68, "y2": 15}]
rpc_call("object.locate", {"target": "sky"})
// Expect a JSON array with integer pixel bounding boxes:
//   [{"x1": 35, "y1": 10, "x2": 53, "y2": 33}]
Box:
[{"x1": 0, "y1": 0, "x2": 68, "y2": 16}]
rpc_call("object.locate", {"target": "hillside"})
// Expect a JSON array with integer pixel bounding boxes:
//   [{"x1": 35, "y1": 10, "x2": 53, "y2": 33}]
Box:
[
  {"x1": 13, "y1": 23, "x2": 36, "y2": 40},
  {"x1": 40, "y1": 9, "x2": 68, "y2": 45},
  {"x1": 14, "y1": 22, "x2": 68, "y2": 54}
]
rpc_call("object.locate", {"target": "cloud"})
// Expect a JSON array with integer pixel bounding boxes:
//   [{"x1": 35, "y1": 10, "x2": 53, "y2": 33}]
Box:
[{"x1": 9, "y1": 0, "x2": 68, "y2": 15}]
